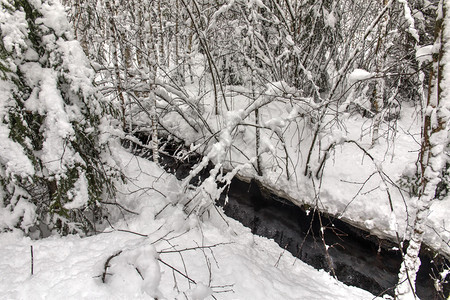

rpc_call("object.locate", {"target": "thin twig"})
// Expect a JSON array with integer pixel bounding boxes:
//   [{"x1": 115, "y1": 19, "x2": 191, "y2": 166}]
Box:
[
  {"x1": 157, "y1": 258, "x2": 196, "y2": 284},
  {"x1": 30, "y1": 245, "x2": 34, "y2": 276},
  {"x1": 100, "y1": 201, "x2": 139, "y2": 215},
  {"x1": 101, "y1": 250, "x2": 123, "y2": 283},
  {"x1": 116, "y1": 229, "x2": 148, "y2": 237},
  {"x1": 158, "y1": 243, "x2": 232, "y2": 254}
]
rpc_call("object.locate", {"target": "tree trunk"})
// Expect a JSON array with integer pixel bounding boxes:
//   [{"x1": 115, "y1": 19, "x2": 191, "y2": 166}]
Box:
[
  {"x1": 396, "y1": 1, "x2": 449, "y2": 298},
  {"x1": 150, "y1": 87, "x2": 159, "y2": 165},
  {"x1": 371, "y1": 0, "x2": 390, "y2": 147},
  {"x1": 158, "y1": 0, "x2": 165, "y2": 67},
  {"x1": 106, "y1": 1, "x2": 127, "y2": 131}
]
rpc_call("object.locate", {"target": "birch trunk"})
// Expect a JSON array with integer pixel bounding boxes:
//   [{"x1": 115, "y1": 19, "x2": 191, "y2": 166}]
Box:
[
  {"x1": 106, "y1": 1, "x2": 127, "y2": 130},
  {"x1": 396, "y1": 1, "x2": 450, "y2": 297}
]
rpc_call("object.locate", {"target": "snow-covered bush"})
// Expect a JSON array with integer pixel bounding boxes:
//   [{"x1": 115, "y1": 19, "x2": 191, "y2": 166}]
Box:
[{"x1": 0, "y1": 0, "x2": 120, "y2": 235}]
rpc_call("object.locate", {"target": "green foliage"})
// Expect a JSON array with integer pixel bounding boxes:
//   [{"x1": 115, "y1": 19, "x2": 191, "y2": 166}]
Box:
[
  {"x1": 435, "y1": 162, "x2": 449, "y2": 200},
  {"x1": 398, "y1": 160, "x2": 450, "y2": 200},
  {"x1": 0, "y1": 0, "x2": 121, "y2": 235},
  {"x1": 398, "y1": 168, "x2": 421, "y2": 197}
]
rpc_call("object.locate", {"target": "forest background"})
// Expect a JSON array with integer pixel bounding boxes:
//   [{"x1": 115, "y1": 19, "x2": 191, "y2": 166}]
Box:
[{"x1": 0, "y1": 0, "x2": 449, "y2": 299}]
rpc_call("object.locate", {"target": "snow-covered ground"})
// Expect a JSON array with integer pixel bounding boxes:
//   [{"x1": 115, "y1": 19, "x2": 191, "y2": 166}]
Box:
[{"x1": 0, "y1": 145, "x2": 379, "y2": 299}]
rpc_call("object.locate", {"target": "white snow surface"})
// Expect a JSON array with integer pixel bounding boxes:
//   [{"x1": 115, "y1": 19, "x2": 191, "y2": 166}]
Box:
[
  {"x1": 0, "y1": 146, "x2": 378, "y2": 300},
  {"x1": 348, "y1": 69, "x2": 373, "y2": 82}
]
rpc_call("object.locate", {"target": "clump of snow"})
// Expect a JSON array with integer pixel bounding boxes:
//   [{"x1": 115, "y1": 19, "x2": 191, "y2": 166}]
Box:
[
  {"x1": 265, "y1": 81, "x2": 297, "y2": 96},
  {"x1": 0, "y1": 7, "x2": 27, "y2": 55},
  {"x1": 224, "y1": 109, "x2": 245, "y2": 128},
  {"x1": 389, "y1": 211, "x2": 398, "y2": 232},
  {"x1": 0, "y1": 198, "x2": 36, "y2": 231},
  {"x1": 285, "y1": 34, "x2": 295, "y2": 46},
  {"x1": 191, "y1": 283, "x2": 213, "y2": 300},
  {"x1": 364, "y1": 219, "x2": 375, "y2": 230},
  {"x1": 398, "y1": 0, "x2": 420, "y2": 42},
  {"x1": 64, "y1": 172, "x2": 89, "y2": 209},
  {"x1": 0, "y1": 126, "x2": 34, "y2": 177},
  {"x1": 323, "y1": 8, "x2": 337, "y2": 29},
  {"x1": 416, "y1": 45, "x2": 433, "y2": 64},
  {"x1": 348, "y1": 69, "x2": 373, "y2": 83},
  {"x1": 107, "y1": 244, "x2": 161, "y2": 298},
  {"x1": 402, "y1": 163, "x2": 417, "y2": 178},
  {"x1": 262, "y1": 117, "x2": 286, "y2": 135},
  {"x1": 260, "y1": 136, "x2": 276, "y2": 155},
  {"x1": 36, "y1": 0, "x2": 72, "y2": 37},
  {"x1": 57, "y1": 39, "x2": 97, "y2": 99}
]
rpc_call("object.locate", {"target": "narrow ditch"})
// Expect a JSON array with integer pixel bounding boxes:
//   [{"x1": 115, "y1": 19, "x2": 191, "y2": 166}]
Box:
[
  {"x1": 218, "y1": 178, "x2": 449, "y2": 299},
  {"x1": 126, "y1": 137, "x2": 449, "y2": 299}
]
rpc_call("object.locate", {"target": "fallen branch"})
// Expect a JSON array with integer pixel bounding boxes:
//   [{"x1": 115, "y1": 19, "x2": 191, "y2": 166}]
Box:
[{"x1": 101, "y1": 250, "x2": 123, "y2": 283}]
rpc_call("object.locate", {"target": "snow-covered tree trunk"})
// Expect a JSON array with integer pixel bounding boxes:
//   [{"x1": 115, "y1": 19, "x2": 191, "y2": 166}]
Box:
[
  {"x1": 158, "y1": 0, "x2": 165, "y2": 67},
  {"x1": 371, "y1": 0, "x2": 391, "y2": 147},
  {"x1": 396, "y1": 1, "x2": 450, "y2": 297},
  {"x1": 105, "y1": 0, "x2": 127, "y2": 130},
  {"x1": 254, "y1": 90, "x2": 262, "y2": 177},
  {"x1": 174, "y1": 0, "x2": 185, "y2": 85},
  {"x1": 149, "y1": 1, "x2": 160, "y2": 164},
  {"x1": 150, "y1": 86, "x2": 159, "y2": 165}
]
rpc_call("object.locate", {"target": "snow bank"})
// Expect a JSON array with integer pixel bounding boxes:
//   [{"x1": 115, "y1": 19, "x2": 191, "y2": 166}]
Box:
[{"x1": 0, "y1": 146, "x2": 378, "y2": 299}]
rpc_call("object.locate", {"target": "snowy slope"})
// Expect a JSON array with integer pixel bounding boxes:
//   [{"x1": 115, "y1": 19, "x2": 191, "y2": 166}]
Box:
[{"x1": 0, "y1": 145, "x2": 378, "y2": 300}]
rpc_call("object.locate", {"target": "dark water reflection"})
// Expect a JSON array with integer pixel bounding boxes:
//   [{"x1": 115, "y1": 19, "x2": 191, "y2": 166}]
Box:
[{"x1": 218, "y1": 179, "x2": 448, "y2": 299}]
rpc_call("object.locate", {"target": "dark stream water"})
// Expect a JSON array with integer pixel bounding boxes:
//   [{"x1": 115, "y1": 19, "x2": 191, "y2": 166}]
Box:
[
  {"x1": 218, "y1": 179, "x2": 449, "y2": 299},
  {"x1": 127, "y1": 138, "x2": 449, "y2": 299}
]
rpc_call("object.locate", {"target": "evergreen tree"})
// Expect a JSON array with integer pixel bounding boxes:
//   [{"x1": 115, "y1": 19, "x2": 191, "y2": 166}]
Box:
[{"x1": 0, "y1": 0, "x2": 120, "y2": 235}]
